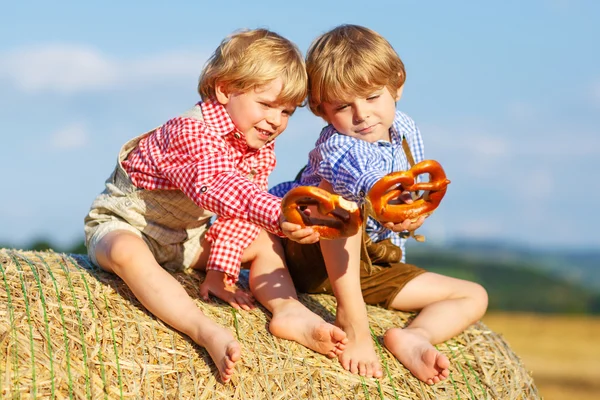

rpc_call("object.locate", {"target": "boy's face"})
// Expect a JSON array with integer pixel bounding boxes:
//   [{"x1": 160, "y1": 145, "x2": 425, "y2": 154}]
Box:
[
  {"x1": 320, "y1": 86, "x2": 403, "y2": 143},
  {"x1": 216, "y1": 77, "x2": 296, "y2": 150}
]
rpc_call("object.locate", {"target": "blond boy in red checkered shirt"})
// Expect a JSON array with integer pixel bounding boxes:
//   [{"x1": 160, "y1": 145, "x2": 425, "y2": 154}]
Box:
[{"x1": 84, "y1": 29, "x2": 347, "y2": 383}]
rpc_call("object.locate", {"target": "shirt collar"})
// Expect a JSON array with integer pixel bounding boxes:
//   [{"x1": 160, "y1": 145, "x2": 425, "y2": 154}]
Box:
[
  {"x1": 199, "y1": 99, "x2": 240, "y2": 137},
  {"x1": 389, "y1": 120, "x2": 403, "y2": 144}
]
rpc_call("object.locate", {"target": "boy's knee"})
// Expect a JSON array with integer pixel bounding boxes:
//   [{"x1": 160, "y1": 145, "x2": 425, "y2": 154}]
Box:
[
  {"x1": 242, "y1": 230, "x2": 283, "y2": 263},
  {"x1": 468, "y1": 282, "x2": 488, "y2": 318},
  {"x1": 96, "y1": 231, "x2": 143, "y2": 270}
]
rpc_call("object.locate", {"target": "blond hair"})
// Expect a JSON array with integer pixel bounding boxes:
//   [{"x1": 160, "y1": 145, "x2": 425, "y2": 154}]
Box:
[
  {"x1": 198, "y1": 29, "x2": 307, "y2": 106},
  {"x1": 306, "y1": 24, "x2": 406, "y2": 117}
]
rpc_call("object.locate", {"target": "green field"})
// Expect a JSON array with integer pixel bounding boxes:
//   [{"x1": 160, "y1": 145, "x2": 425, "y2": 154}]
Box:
[{"x1": 484, "y1": 312, "x2": 600, "y2": 400}]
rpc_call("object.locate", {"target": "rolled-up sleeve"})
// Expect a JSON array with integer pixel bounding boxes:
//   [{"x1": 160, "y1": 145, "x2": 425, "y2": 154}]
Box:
[
  {"x1": 157, "y1": 120, "x2": 283, "y2": 236},
  {"x1": 205, "y1": 217, "x2": 261, "y2": 284}
]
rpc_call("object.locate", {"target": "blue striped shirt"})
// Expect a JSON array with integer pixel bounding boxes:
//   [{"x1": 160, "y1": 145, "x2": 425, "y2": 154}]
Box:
[{"x1": 270, "y1": 111, "x2": 425, "y2": 261}]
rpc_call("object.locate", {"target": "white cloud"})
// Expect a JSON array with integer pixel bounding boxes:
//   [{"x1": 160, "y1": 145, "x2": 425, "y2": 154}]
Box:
[
  {"x1": 425, "y1": 123, "x2": 510, "y2": 158},
  {"x1": 126, "y1": 51, "x2": 206, "y2": 81},
  {"x1": 513, "y1": 168, "x2": 556, "y2": 221},
  {"x1": 426, "y1": 119, "x2": 600, "y2": 165},
  {"x1": 0, "y1": 45, "x2": 117, "y2": 93},
  {"x1": 513, "y1": 132, "x2": 600, "y2": 157},
  {"x1": 49, "y1": 122, "x2": 90, "y2": 150},
  {"x1": 0, "y1": 44, "x2": 207, "y2": 94},
  {"x1": 424, "y1": 124, "x2": 511, "y2": 180},
  {"x1": 468, "y1": 134, "x2": 509, "y2": 158}
]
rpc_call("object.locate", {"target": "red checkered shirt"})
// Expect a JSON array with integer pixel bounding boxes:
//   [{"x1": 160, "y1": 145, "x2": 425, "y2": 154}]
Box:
[{"x1": 122, "y1": 99, "x2": 284, "y2": 283}]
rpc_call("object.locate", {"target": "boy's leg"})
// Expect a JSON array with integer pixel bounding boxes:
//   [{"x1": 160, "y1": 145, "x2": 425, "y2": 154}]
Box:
[
  {"x1": 320, "y1": 232, "x2": 383, "y2": 379},
  {"x1": 384, "y1": 272, "x2": 488, "y2": 385},
  {"x1": 247, "y1": 230, "x2": 347, "y2": 358},
  {"x1": 94, "y1": 230, "x2": 240, "y2": 383}
]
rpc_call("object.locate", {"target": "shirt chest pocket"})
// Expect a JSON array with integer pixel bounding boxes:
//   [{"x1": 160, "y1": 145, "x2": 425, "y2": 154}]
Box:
[{"x1": 237, "y1": 157, "x2": 258, "y2": 181}]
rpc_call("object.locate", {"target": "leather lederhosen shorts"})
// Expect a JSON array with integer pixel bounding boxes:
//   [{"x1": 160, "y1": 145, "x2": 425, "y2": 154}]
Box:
[{"x1": 283, "y1": 228, "x2": 426, "y2": 309}]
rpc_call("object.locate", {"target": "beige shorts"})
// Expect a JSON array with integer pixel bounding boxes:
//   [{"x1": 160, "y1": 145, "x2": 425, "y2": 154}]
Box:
[{"x1": 84, "y1": 133, "x2": 214, "y2": 271}]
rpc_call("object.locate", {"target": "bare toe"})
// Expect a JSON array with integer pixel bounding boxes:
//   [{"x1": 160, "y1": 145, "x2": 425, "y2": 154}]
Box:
[{"x1": 384, "y1": 327, "x2": 450, "y2": 384}]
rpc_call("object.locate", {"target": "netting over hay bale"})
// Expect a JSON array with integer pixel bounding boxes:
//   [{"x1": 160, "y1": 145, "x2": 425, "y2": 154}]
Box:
[{"x1": 0, "y1": 248, "x2": 540, "y2": 399}]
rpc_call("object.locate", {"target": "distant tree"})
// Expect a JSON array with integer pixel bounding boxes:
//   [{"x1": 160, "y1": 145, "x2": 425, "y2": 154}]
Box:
[
  {"x1": 29, "y1": 239, "x2": 55, "y2": 252},
  {"x1": 21, "y1": 238, "x2": 87, "y2": 254},
  {"x1": 590, "y1": 294, "x2": 600, "y2": 314},
  {"x1": 68, "y1": 241, "x2": 87, "y2": 255},
  {"x1": 409, "y1": 251, "x2": 600, "y2": 315}
]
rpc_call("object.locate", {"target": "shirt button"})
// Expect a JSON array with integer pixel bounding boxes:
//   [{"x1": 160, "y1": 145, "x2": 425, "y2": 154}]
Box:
[
  {"x1": 200, "y1": 186, "x2": 208, "y2": 193},
  {"x1": 234, "y1": 133, "x2": 241, "y2": 139},
  {"x1": 359, "y1": 190, "x2": 365, "y2": 198}
]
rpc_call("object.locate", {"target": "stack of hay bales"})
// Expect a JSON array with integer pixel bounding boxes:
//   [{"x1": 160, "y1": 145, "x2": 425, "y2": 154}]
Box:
[{"x1": 0, "y1": 248, "x2": 540, "y2": 399}]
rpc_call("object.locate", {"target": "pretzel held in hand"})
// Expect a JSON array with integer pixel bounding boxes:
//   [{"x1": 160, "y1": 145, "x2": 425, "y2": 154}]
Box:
[
  {"x1": 281, "y1": 186, "x2": 363, "y2": 239},
  {"x1": 367, "y1": 160, "x2": 451, "y2": 223}
]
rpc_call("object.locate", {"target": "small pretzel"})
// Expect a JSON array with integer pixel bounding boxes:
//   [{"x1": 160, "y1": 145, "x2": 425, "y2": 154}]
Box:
[
  {"x1": 367, "y1": 160, "x2": 451, "y2": 224},
  {"x1": 281, "y1": 186, "x2": 363, "y2": 239}
]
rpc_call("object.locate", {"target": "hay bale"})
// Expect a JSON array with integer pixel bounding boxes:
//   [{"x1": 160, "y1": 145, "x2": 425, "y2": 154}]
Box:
[{"x1": 0, "y1": 248, "x2": 540, "y2": 399}]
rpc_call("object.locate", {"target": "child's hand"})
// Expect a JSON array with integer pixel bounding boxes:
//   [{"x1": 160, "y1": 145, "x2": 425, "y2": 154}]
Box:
[
  {"x1": 199, "y1": 269, "x2": 256, "y2": 311},
  {"x1": 383, "y1": 190, "x2": 427, "y2": 232},
  {"x1": 383, "y1": 215, "x2": 426, "y2": 232},
  {"x1": 279, "y1": 212, "x2": 320, "y2": 244}
]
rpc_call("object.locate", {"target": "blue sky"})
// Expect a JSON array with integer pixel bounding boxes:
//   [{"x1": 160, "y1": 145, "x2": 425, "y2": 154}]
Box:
[{"x1": 1, "y1": 0, "x2": 598, "y2": 250}]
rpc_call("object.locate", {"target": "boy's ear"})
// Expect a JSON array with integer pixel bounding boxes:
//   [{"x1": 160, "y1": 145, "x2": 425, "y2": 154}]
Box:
[
  {"x1": 395, "y1": 84, "x2": 404, "y2": 102},
  {"x1": 214, "y1": 81, "x2": 231, "y2": 105}
]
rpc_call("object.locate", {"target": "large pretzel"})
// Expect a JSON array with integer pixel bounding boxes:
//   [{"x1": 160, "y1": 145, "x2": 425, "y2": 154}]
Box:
[
  {"x1": 367, "y1": 160, "x2": 451, "y2": 224},
  {"x1": 281, "y1": 186, "x2": 363, "y2": 239}
]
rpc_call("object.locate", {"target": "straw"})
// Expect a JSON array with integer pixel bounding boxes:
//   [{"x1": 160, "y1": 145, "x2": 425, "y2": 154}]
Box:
[{"x1": 0, "y1": 248, "x2": 540, "y2": 399}]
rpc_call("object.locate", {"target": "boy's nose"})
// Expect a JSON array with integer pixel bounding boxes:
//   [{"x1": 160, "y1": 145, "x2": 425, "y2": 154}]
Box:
[
  {"x1": 267, "y1": 110, "x2": 282, "y2": 127},
  {"x1": 353, "y1": 104, "x2": 369, "y2": 124}
]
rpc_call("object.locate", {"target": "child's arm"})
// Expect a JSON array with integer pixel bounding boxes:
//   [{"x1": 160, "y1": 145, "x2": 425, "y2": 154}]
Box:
[
  {"x1": 317, "y1": 180, "x2": 383, "y2": 378},
  {"x1": 155, "y1": 121, "x2": 287, "y2": 237},
  {"x1": 203, "y1": 217, "x2": 261, "y2": 281},
  {"x1": 198, "y1": 216, "x2": 318, "y2": 310}
]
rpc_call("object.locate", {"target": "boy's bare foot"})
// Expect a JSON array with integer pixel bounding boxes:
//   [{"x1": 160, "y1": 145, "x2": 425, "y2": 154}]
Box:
[
  {"x1": 383, "y1": 327, "x2": 450, "y2": 385},
  {"x1": 269, "y1": 300, "x2": 348, "y2": 358},
  {"x1": 192, "y1": 324, "x2": 241, "y2": 383},
  {"x1": 335, "y1": 321, "x2": 383, "y2": 378}
]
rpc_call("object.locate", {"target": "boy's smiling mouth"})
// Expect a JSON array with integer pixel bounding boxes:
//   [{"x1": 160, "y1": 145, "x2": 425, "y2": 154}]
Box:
[{"x1": 256, "y1": 127, "x2": 274, "y2": 139}]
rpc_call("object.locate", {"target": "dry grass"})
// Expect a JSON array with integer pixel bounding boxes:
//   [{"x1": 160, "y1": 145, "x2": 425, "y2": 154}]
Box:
[
  {"x1": 484, "y1": 312, "x2": 600, "y2": 400},
  {"x1": 1, "y1": 248, "x2": 540, "y2": 399}
]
